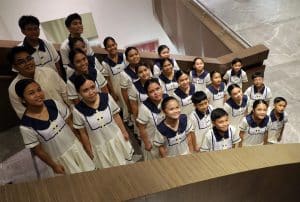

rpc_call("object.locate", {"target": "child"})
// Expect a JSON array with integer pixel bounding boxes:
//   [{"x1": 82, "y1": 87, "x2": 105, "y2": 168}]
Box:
[
  {"x1": 224, "y1": 84, "x2": 249, "y2": 135},
  {"x1": 200, "y1": 108, "x2": 241, "y2": 152},
  {"x1": 223, "y1": 58, "x2": 248, "y2": 88},
  {"x1": 72, "y1": 75, "x2": 134, "y2": 169},
  {"x1": 154, "y1": 97, "x2": 194, "y2": 157},
  {"x1": 239, "y1": 99, "x2": 270, "y2": 147},
  {"x1": 18, "y1": 15, "x2": 61, "y2": 74},
  {"x1": 244, "y1": 71, "x2": 272, "y2": 112},
  {"x1": 268, "y1": 97, "x2": 288, "y2": 144},
  {"x1": 158, "y1": 58, "x2": 179, "y2": 95},
  {"x1": 173, "y1": 71, "x2": 200, "y2": 115},
  {"x1": 205, "y1": 70, "x2": 227, "y2": 109},
  {"x1": 67, "y1": 49, "x2": 108, "y2": 104},
  {"x1": 136, "y1": 78, "x2": 167, "y2": 160},
  {"x1": 189, "y1": 57, "x2": 211, "y2": 91},
  {"x1": 189, "y1": 91, "x2": 213, "y2": 152},
  {"x1": 16, "y1": 79, "x2": 95, "y2": 174},
  {"x1": 60, "y1": 13, "x2": 94, "y2": 78},
  {"x1": 153, "y1": 45, "x2": 180, "y2": 77}
]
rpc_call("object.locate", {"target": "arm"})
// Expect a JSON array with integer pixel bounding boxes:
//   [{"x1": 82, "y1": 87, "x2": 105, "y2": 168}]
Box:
[
  {"x1": 121, "y1": 88, "x2": 132, "y2": 114},
  {"x1": 137, "y1": 122, "x2": 152, "y2": 151},
  {"x1": 263, "y1": 131, "x2": 268, "y2": 145},
  {"x1": 239, "y1": 131, "x2": 244, "y2": 147},
  {"x1": 77, "y1": 128, "x2": 94, "y2": 159},
  {"x1": 130, "y1": 100, "x2": 139, "y2": 121},
  {"x1": 106, "y1": 76, "x2": 118, "y2": 101},
  {"x1": 100, "y1": 85, "x2": 109, "y2": 94},
  {"x1": 159, "y1": 146, "x2": 167, "y2": 158},
  {"x1": 32, "y1": 144, "x2": 65, "y2": 174},
  {"x1": 113, "y1": 113, "x2": 129, "y2": 141},
  {"x1": 55, "y1": 62, "x2": 63, "y2": 78},
  {"x1": 278, "y1": 124, "x2": 285, "y2": 142},
  {"x1": 187, "y1": 132, "x2": 195, "y2": 153}
]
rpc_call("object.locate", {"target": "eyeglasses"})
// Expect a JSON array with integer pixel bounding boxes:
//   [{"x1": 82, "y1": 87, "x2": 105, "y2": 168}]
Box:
[{"x1": 15, "y1": 55, "x2": 34, "y2": 66}]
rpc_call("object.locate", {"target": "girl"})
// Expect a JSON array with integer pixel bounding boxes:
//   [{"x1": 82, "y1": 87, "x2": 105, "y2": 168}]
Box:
[
  {"x1": 16, "y1": 79, "x2": 95, "y2": 174},
  {"x1": 68, "y1": 37, "x2": 108, "y2": 78},
  {"x1": 158, "y1": 58, "x2": 179, "y2": 96},
  {"x1": 239, "y1": 99, "x2": 270, "y2": 147},
  {"x1": 102, "y1": 37, "x2": 126, "y2": 112},
  {"x1": 153, "y1": 45, "x2": 180, "y2": 77},
  {"x1": 189, "y1": 57, "x2": 211, "y2": 91},
  {"x1": 153, "y1": 97, "x2": 194, "y2": 157},
  {"x1": 136, "y1": 78, "x2": 167, "y2": 160},
  {"x1": 72, "y1": 75, "x2": 134, "y2": 169},
  {"x1": 206, "y1": 70, "x2": 227, "y2": 109},
  {"x1": 173, "y1": 71, "x2": 200, "y2": 115},
  {"x1": 120, "y1": 47, "x2": 141, "y2": 125},
  {"x1": 268, "y1": 97, "x2": 288, "y2": 144},
  {"x1": 68, "y1": 49, "x2": 108, "y2": 104},
  {"x1": 224, "y1": 84, "x2": 249, "y2": 135},
  {"x1": 223, "y1": 58, "x2": 248, "y2": 89}
]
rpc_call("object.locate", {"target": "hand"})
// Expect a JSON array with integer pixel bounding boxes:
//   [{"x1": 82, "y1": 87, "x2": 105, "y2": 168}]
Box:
[
  {"x1": 53, "y1": 164, "x2": 65, "y2": 174},
  {"x1": 145, "y1": 141, "x2": 152, "y2": 151},
  {"x1": 87, "y1": 150, "x2": 94, "y2": 160},
  {"x1": 194, "y1": 146, "x2": 200, "y2": 152},
  {"x1": 277, "y1": 137, "x2": 282, "y2": 142},
  {"x1": 123, "y1": 132, "x2": 129, "y2": 141}
]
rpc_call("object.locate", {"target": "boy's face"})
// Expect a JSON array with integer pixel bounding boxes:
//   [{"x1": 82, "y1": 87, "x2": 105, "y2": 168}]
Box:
[
  {"x1": 22, "y1": 24, "x2": 40, "y2": 40},
  {"x1": 13, "y1": 51, "x2": 36, "y2": 77},
  {"x1": 195, "y1": 99, "x2": 209, "y2": 113},
  {"x1": 232, "y1": 62, "x2": 242, "y2": 73},
  {"x1": 253, "y1": 77, "x2": 264, "y2": 88},
  {"x1": 213, "y1": 115, "x2": 229, "y2": 133},
  {"x1": 274, "y1": 101, "x2": 287, "y2": 114},
  {"x1": 68, "y1": 19, "x2": 83, "y2": 35}
]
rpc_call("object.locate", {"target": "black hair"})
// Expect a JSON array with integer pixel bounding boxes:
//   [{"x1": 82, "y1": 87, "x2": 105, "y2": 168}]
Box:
[
  {"x1": 231, "y1": 58, "x2": 242, "y2": 66},
  {"x1": 65, "y1": 13, "x2": 82, "y2": 28},
  {"x1": 175, "y1": 70, "x2": 188, "y2": 81},
  {"x1": 7, "y1": 46, "x2": 30, "y2": 65},
  {"x1": 159, "y1": 58, "x2": 173, "y2": 68},
  {"x1": 157, "y1": 45, "x2": 169, "y2": 55},
  {"x1": 103, "y1": 36, "x2": 116, "y2": 49},
  {"x1": 193, "y1": 57, "x2": 204, "y2": 66},
  {"x1": 68, "y1": 37, "x2": 85, "y2": 51},
  {"x1": 74, "y1": 74, "x2": 94, "y2": 92},
  {"x1": 135, "y1": 62, "x2": 150, "y2": 73},
  {"x1": 15, "y1": 79, "x2": 37, "y2": 98},
  {"x1": 211, "y1": 108, "x2": 228, "y2": 122},
  {"x1": 125, "y1": 46, "x2": 138, "y2": 59},
  {"x1": 144, "y1": 78, "x2": 160, "y2": 93},
  {"x1": 251, "y1": 71, "x2": 264, "y2": 80},
  {"x1": 210, "y1": 70, "x2": 221, "y2": 79},
  {"x1": 161, "y1": 96, "x2": 178, "y2": 111},
  {"x1": 252, "y1": 99, "x2": 268, "y2": 111},
  {"x1": 18, "y1": 15, "x2": 40, "y2": 30},
  {"x1": 69, "y1": 48, "x2": 87, "y2": 66},
  {"x1": 274, "y1": 97, "x2": 287, "y2": 105},
  {"x1": 227, "y1": 84, "x2": 241, "y2": 95},
  {"x1": 191, "y1": 91, "x2": 208, "y2": 104}
]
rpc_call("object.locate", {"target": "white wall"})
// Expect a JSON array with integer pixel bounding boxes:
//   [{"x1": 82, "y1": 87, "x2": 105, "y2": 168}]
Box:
[{"x1": 0, "y1": 0, "x2": 178, "y2": 53}]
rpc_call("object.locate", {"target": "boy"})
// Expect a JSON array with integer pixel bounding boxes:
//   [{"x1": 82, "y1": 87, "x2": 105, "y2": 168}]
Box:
[
  {"x1": 200, "y1": 108, "x2": 241, "y2": 152},
  {"x1": 189, "y1": 91, "x2": 213, "y2": 151},
  {"x1": 60, "y1": 13, "x2": 94, "y2": 78},
  {"x1": 244, "y1": 71, "x2": 272, "y2": 112},
  {"x1": 268, "y1": 97, "x2": 288, "y2": 144},
  {"x1": 18, "y1": 15, "x2": 61, "y2": 74},
  {"x1": 8, "y1": 46, "x2": 69, "y2": 119},
  {"x1": 223, "y1": 58, "x2": 248, "y2": 89}
]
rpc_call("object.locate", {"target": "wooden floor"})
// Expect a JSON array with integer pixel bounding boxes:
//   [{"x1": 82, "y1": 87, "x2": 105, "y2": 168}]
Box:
[{"x1": 1, "y1": 144, "x2": 300, "y2": 202}]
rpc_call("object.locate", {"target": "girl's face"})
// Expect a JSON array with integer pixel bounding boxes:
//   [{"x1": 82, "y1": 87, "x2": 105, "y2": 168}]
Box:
[
  {"x1": 79, "y1": 80, "x2": 98, "y2": 103},
  {"x1": 105, "y1": 39, "x2": 118, "y2": 55},
  {"x1": 23, "y1": 82, "x2": 45, "y2": 107},
  {"x1": 230, "y1": 87, "x2": 243, "y2": 102},
  {"x1": 73, "y1": 40, "x2": 87, "y2": 54},
  {"x1": 73, "y1": 52, "x2": 89, "y2": 74},
  {"x1": 211, "y1": 72, "x2": 222, "y2": 86},
  {"x1": 178, "y1": 73, "x2": 190, "y2": 89},
  {"x1": 162, "y1": 60, "x2": 173, "y2": 75},
  {"x1": 194, "y1": 59, "x2": 205, "y2": 73},
  {"x1": 147, "y1": 82, "x2": 163, "y2": 102},
  {"x1": 159, "y1": 48, "x2": 170, "y2": 59},
  {"x1": 232, "y1": 62, "x2": 242, "y2": 73},
  {"x1": 274, "y1": 101, "x2": 287, "y2": 114},
  {"x1": 163, "y1": 99, "x2": 181, "y2": 120},
  {"x1": 137, "y1": 65, "x2": 151, "y2": 81},
  {"x1": 213, "y1": 115, "x2": 229, "y2": 133},
  {"x1": 127, "y1": 49, "x2": 140, "y2": 65},
  {"x1": 253, "y1": 103, "x2": 268, "y2": 120}
]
